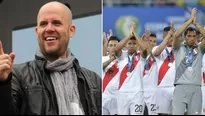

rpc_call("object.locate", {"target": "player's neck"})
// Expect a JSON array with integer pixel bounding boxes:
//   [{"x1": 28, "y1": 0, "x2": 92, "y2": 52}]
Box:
[
  {"x1": 128, "y1": 52, "x2": 136, "y2": 57},
  {"x1": 186, "y1": 44, "x2": 195, "y2": 49},
  {"x1": 189, "y1": 45, "x2": 194, "y2": 49}
]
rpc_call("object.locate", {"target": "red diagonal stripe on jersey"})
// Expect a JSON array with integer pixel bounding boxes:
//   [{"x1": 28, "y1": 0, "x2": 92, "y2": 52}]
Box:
[
  {"x1": 158, "y1": 50, "x2": 174, "y2": 85},
  {"x1": 118, "y1": 53, "x2": 140, "y2": 89},
  {"x1": 203, "y1": 72, "x2": 205, "y2": 84},
  {"x1": 103, "y1": 61, "x2": 119, "y2": 92},
  {"x1": 143, "y1": 57, "x2": 155, "y2": 76}
]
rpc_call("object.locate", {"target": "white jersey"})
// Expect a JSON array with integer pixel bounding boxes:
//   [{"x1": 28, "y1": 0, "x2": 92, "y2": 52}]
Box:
[
  {"x1": 102, "y1": 55, "x2": 120, "y2": 97},
  {"x1": 118, "y1": 50, "x2": 145, "y2": 93},
  {"x1": 143, "y1": 55, "x2": 158, "y2": 90},
  {"x1": 152, "y1": 46, "x2": 175, "y2": 87}
]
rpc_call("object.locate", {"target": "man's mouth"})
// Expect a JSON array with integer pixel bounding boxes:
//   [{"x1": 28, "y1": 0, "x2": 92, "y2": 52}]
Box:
[{"x1": 45, "y1": 37, "x2": 57, "y2": 41}]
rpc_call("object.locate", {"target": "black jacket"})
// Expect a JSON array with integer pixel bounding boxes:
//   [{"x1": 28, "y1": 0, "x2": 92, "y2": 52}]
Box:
[{"x1": 0, "y1": 56, "x2": 102, "y2": 115}]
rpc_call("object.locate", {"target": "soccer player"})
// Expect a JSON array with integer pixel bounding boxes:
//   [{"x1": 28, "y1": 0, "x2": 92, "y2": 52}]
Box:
[
  {"x1": 172, "y1": 8, "x2": 205, "y2": 115},
  {"x1": 142, "y1": 32, "x2": 158, "y2": 115},
  {"x1": 114, "y1": 22, "x2": 147, "y2": 115},
  {"x1": 152, "y1": 23, "x2": 175, "y2": 115},
  {"x1": 102, "y1": 30, "x2": 120, "y2": 115}
]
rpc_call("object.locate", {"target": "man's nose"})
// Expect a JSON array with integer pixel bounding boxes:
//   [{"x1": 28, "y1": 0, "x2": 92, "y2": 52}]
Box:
[
  {"x1": 45, "y1": 23, "x2": 55, "y2": 33},
  {"x1": 131, "y1": 44, "x2": 135, "y2": 47}
]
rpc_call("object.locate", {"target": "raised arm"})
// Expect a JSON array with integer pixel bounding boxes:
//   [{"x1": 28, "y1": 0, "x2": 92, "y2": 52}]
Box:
[
  {"x1": 192, "y1": 8, "x2": 205, "y2": 49},
  {"x1": 143, "y1": 30, "x2": 156, "y2": 60},
  {"x1": 0, "y1": 41, "x2": 17, "y2": 114},
  {"x1": 143, "y1": 30, "x2": 152, "y2": 53},
  {"x1": 132, "y1": 22, "x2": 147, "y2": 58},
  {"x1": 113, "y1": 26, "x2": 133, "y2": 57},
  {"x1": 103, "y1": 54, "x2": 116, "y2": 70},
  {"x1": 175, "y1": 8, "x2": 195, "y2": 38},
  {"x1": 113, "y1": 35, "x2": 133, "y2": 57},
  {"x1": 103, "y1": 32, "x2": 108, "y2": 56},
  {"x1": 193, "y1": 21, "x2": 205, "y2": 49},
  {"x1": 171, "y1": 22, "x2": 181, "y2": 50},
  {"x1": 153, "y1": 28, "x2": 174, "y2": 56},
  {"x1": 173, "y1": 8, "x2": 195, "y2": 48}
]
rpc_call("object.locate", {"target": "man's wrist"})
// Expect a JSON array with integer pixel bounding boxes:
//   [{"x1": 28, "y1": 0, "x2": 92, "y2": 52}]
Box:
[
  {"x1": 128, "y1": 33, "x2": 134, "y2": 38},
  {"x1": 0, "y1": 73, "x2": 12, "y2": 85}
]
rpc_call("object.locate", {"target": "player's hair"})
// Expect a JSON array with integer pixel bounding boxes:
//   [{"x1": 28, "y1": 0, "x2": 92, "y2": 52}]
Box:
[
  {"x1": 196, "y1": 29, "x2": 200, "y2": 35},
  {"x1": 130, "y1": 36, "x2": 136, "y2": 40},
  {"x1": 184, "y1": 27, "x2": 197, "y2": 36},
  {"x1": 108, "y1": 36, "x2": 120, "y2": 43},
  {"x1": 150, "y1": 33, "x2": 157, "y2": 38},
  {"x1": 163, "y1": 26, "x2": 171, "y2": 32}
]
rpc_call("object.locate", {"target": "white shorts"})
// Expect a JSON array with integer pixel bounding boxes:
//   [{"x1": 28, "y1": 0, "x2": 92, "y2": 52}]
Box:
[
  {"x1": 117, "y1": 91, "x2": 144, "y2": 115},
  {"x1": 156, "y1": 86, "x2": 175, "y2": 114},
  {"x1": 102, "y1": 96, "x2": 117, "y2": 115},
  {"x1": 202, "y1": 86, "x2": 205, "y2": 115},
  {"x1": 144, "y1": 89, "x2": 157, "y2": 115}
]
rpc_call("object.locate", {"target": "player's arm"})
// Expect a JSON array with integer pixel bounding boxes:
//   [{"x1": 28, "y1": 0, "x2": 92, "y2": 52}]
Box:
[
  {"x1": 112, "y1": 25, "x2": 133, "y2": 57},
  {"x1": 103, "y1": 54, "x2": 115, "y2": 70},
  {"x1": 146, "y1": 40, "x2": 156, "y2": 60},
  {"x1": 103, "y1": 32, "x2": 108, "y2": 56},
  {"x1": 192, "y1": 10, "x2": 205, "y2": 49},
  {"x1": 153, "y1": 29, "x2": 173, "y2": 56},
  {"x1": 132, "y1": 22, "x2": 147, "y2": 58},
  {"x1": 143, "y1": 30, "x2": 155, "y2": 59},
  {"x1": 113, "y1": 35, "x2": 132, "y2": 57},
  {"x1": 173, "y1": 8, "x2": 195, "y2": 49},
  {"x1": 195, "y1": 24, "x2": 205, "y2": 50}
]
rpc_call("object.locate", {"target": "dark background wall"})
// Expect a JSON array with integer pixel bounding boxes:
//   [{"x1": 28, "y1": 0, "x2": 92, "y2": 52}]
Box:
[{"x1": 0, "y1": 0, "x2": 101, "y2": 53}]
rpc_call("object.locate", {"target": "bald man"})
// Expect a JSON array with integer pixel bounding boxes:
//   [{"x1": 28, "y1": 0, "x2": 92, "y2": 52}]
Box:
[{"x1": 0, "y1": 1, "x2": 101, "y2": 115}]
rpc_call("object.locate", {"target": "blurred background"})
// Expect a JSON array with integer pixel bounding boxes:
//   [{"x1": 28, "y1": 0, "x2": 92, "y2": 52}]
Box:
[{"x1": 103, "y1": 0, "x2": 205, "y2": 44}]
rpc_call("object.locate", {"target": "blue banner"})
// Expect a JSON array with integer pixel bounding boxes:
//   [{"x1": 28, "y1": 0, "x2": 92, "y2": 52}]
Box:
[{"x1": 103, "y1": 6, "x2": 205, "y2": 44}]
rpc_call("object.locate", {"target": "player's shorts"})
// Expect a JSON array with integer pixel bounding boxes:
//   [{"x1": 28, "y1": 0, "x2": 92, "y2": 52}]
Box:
[
  {"x1": 144, "y1": 89, "x2": 157, "y2": 115},
  {"x1": 156, "y1": 86, "x2": 175, "y2": 114},
  {"x1": 102, "y1": 95, "x2": 117, "y2": 115},
  {"x1": 116, "y1": 91, "x2": 145, "y2": 115},
  {"x1": 172, "y1": 85, "x2": 202, "y2": 115}
]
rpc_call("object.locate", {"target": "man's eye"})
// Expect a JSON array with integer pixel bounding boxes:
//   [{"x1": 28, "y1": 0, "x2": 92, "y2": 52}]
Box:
[{"x1": 40, "y1": 22, "x2": 47, "y2": 26}]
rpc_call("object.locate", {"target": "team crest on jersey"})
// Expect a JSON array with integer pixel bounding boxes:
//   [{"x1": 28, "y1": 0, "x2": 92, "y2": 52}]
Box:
[
  {"x1": 134, "y1": 55, "x2": 139, "y2": 61},
  {"x1": 193, "y1": 48, "x2": 198, "y2": 55}
]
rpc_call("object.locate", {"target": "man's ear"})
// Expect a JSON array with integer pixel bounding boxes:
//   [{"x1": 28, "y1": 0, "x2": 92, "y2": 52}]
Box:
[
  {"x1": 35, "y1": 27, "x2": 39, "y2": 40},
  {"x1": 69, "y1": 24, "x2": 76, "y2": 38}
]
